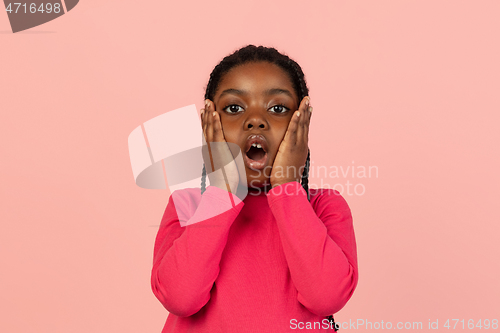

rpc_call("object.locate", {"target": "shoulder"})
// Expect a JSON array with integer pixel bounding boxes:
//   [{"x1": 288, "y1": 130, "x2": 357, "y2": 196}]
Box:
[
  {"x1": 309, "y1": 187, "x2": 351, "y2": 209},
  {"x1": 153, "y1": 188, "x2": 202, "y2": 258},
  {"x1": 162, "y1": 187, "x2": 202, "y2": 223},
  {"x1": 168, "y1": 187, "x2": 202, "y2": 207},
  {"x1": 308, "y1": 187, "x2": 352, "y2": 221}
]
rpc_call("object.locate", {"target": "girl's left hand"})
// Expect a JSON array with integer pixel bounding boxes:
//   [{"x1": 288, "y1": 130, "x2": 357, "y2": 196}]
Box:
[{"x1": 270, "y1": 96, "x2": 312, "y2": 188}]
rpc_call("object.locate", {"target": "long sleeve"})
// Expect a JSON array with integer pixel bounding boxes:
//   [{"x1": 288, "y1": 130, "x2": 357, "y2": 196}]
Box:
[
  {"x1": 267, "y1": 181, "x2": 358, "y2": 316},
  {"x1": 151, "y1": 186, "x2": 244, "y2": 317}
]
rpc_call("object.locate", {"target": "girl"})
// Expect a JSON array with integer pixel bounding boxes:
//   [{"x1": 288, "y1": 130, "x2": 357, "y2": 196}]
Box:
[{"x1": 151, "y1": 45, "x2": 358, "y2": 332}]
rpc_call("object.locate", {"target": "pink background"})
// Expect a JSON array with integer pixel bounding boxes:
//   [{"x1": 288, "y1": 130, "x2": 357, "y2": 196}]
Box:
[{"x1": 1, "y1": 1, "x2": 499, "y2": 332}]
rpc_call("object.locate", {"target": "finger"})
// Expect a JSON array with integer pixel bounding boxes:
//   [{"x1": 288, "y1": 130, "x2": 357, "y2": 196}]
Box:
[
  {"x1": 303, "y1": 98, "x2": 312, "y2": 143},
  {"x1": 305, "y1": 105, "x2": 312, "y2": 144},
  {"x1": 200, "y1": 107, "x2": 205, "y2": 130},
  {"x1": 201, "y1": 106, "x2": 209, "y2": 138},
  {"x1": 213, "y1": 109, "x2": 225, "y2": 142},
  {"x1": 285, "y1": 109, "x2": 300, "y2": 145},
  {"x1": 203, "y1": 101, "x2": 209, "y2": 139},
  {"x1": 200, "y1": 107, "x2": 211, "y2": 171},
  {"x1": 206, "y1": 100, "x2": 214, "y2": 143},
  {"x1": 207, "y1": 100, "x2": 219, "y2": 142},
  {"x1": 205, "y1": 100, "x2": 216, "y2": 172},
  {"x1": 300, "y1": 96, "x2": 311, "y2": 126},
  {"x1": 301, "y1": 119, "x2": 309, "y2": 149},
  {"x1": 305, "y1": 106, "x2": 311, "y2": 142},
  {"x1": 200, "y1": 108, "x2": 207, "y2": 146},
  {"x1": 204, "y1": 99, "x2": 211, "y2": 131},
  {"x1": 296, "y1": 96, "x2": 309, "y2": 144},
  {"x1": 305, "y1": 96, "x2": 312, "y2": 125}
]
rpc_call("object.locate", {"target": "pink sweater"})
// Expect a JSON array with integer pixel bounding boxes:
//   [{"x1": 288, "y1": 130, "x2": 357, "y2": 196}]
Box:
[{"x1": 151, "y1": 181, "x2": 358, "y2": 332}]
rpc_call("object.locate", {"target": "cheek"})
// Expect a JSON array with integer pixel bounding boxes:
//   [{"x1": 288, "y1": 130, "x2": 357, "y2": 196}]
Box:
[
  {"x1": 219, "y1": 118, "x2": 238, "y2": 143},
  {"x1": 268, "y1": 129, "x2": 287, "y2": 158},
  {"x1": 274, "y1": 122, "x2": 290, "y2": 142},
  {"x1": 218, "y1": 117, "x2": 229, "y2": 135}
]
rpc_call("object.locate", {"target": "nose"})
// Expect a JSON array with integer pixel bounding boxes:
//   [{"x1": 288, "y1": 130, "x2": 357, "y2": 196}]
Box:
[{"x1": 243, "y1": 107, "x2": 268, "y2": 130}]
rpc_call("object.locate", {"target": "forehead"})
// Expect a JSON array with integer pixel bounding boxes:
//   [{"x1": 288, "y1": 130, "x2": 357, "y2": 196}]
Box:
[{"x1": 216, "y1": 61, "x2": 295, "y2": 95}]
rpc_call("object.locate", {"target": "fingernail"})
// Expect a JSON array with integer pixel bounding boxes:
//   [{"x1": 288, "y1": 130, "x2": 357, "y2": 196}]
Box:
[
  {"x1": 305, "y1": 97, "x2": 310, "y2": 107},
  {"x1": 213, "y1": 111, "x2": 217, "y2": 116},
  {"x1": 309, "y1": 106, "x2": 313, "y2": 112},
  {"x1": 296, "y1": 111, "x2": 301, "y2": 117},
  {"x1": 205, "y1": 99, "x2": 210, "y2": 107},
  {"x1": 200, "y1": 109, "x2": 204, "y2": 115}
]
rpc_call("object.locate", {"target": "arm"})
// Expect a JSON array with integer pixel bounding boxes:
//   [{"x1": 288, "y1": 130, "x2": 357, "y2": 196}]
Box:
[
  {"x1": 267, "y1": 181, "x2": 358, "y2": 316},
  {"x1": 151, "y1": 186, "x2": 244, "y2": 317}
]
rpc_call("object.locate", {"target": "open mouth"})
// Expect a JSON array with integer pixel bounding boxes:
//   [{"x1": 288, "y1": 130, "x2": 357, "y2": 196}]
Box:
[{"x1": 244, "y1": 135, "x2": 269, "y2": 171}]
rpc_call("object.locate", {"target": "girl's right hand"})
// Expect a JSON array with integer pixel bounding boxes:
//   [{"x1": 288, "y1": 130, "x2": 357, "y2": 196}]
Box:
[{"x1": 200, "y1": 99, "x2": 242, "y2": 195}]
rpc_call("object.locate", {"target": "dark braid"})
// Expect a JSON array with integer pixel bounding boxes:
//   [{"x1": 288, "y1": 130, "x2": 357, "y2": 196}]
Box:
[
  {"x1": 200, "y1": 45, "x2": 337, "y2": 329},
  {"x1": 201, "y1": 164, "x2": 207, "y2": 194},
  {"x1": 327, "y1": 315, "x2": 339, "y2": 331},
  {"x1": 302, "y1": 150, "x2": 311, "y2": 201}
]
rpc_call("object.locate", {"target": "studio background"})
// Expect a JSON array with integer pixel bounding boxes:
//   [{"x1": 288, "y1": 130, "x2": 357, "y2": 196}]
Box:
[{"x1": 1, "y1": 0, "x2": 499, "y2": 332}]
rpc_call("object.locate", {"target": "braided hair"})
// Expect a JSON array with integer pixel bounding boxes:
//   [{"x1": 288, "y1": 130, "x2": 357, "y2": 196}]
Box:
[{"x1": 200, "y1": 45, "x2": 338, "y2": 331}]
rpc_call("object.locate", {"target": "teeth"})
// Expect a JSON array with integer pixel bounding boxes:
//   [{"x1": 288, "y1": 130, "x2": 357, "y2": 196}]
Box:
[
  {"x1": 256, "y1": 144, "x2": 262, "y2": 149},
  {"x1": 251, "y1": 143, "x2": 263, "y2": 149},
  {"x1": 252, "y1": 143, "x2": 257, "y2": 147}
]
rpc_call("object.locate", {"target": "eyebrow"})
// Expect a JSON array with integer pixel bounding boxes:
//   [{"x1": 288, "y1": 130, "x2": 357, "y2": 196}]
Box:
[{"x1": 218, "y1": 88, "x2": 294, "y2": 100}]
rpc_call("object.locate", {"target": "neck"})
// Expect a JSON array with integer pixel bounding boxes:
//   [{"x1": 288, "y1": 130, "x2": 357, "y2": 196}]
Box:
[{"x1": 246, "y1": 183, "x2": 272, "y2": 195}]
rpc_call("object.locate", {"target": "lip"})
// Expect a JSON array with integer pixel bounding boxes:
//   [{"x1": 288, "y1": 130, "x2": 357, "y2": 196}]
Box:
[
  {"x1": 243, "y1": 134, "x2": 269, "y2": 171},
  {"x1": 244, "y1": 134, "x2": 269, "y2": 153}
]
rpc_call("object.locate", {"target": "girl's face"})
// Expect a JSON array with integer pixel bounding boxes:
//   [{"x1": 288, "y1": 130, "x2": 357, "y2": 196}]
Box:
[{"x1": 212, "y1": 61, "x2": 299, "y2": 190}]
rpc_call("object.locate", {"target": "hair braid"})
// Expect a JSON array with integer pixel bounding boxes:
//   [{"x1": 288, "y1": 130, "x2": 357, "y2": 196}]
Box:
[
  {"x1": 301, "y1": 149, "x2": 311, "y2": 201},
  {"x1": 327, "y1": 315, "x2": 339, "y2": 331},
  {"x1": 200, "y1": 163, "x2": 207, "y2": 195}
]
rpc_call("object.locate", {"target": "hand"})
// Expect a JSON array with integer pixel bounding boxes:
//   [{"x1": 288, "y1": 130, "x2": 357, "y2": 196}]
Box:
[
  {"x1": 200, "y1": 99, "x2": 242, "y2": 194},
  {"x1": 270, "y1": 96, "x2": 312, "y2": 188}
]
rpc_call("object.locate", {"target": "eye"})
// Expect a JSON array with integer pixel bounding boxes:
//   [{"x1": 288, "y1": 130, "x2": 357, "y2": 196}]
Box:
[
  {"x1": 222, "y1": 104, "x2": 244, "y2": 114},
  {"x1": 269, "y1": 104, "x2": 290, "y2": 114}
]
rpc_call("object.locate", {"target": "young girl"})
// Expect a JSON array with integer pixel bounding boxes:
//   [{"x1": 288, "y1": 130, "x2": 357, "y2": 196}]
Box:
[{"x1": 151, "y1": 45, "x2": 358, "y2": 332}]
